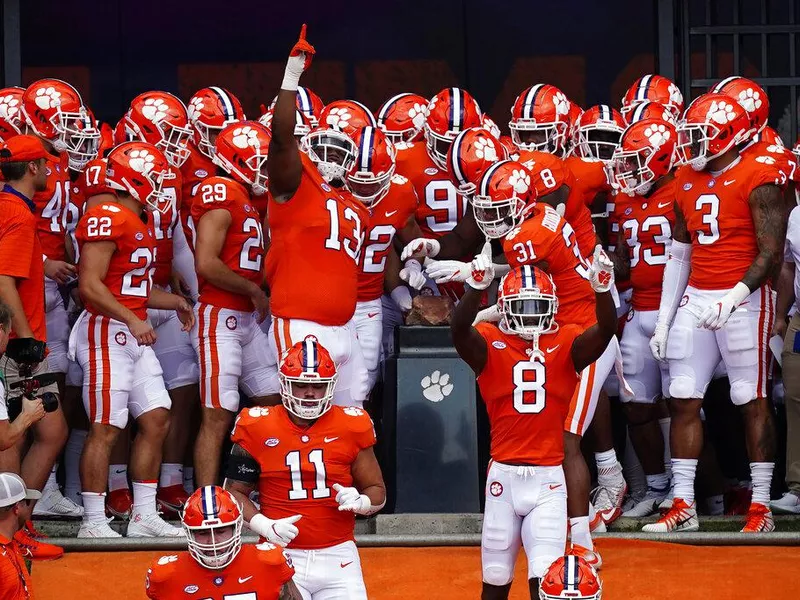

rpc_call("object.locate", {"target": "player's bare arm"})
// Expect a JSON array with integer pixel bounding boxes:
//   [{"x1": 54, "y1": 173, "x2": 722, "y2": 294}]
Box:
[
  {"x1": 395, "y1": 213, "x2": 424, "y2": 247},
  {"x1": 450, "y1": 285, "x2": 489, "y2": 374},
  {"x1": 223, "y1": 443, "x2": 260, "y2": 522},
  {"x1": 349, "y1": 447, "x2": 387, "y2": 508},
  {"x1": 743, "y1": 184, "x2": 786, "y2": 290},
  {"x1": 611, "y1": 228, "x2": 631, "y2": 282},
  {"x1": 773, "y1": 259, "x2": 795, "y2": 338},
  {"x1": 148, "y1": 287, "x2": 195, "y2": 331},
  {"x1": 536, "y1": 185, "x2": 570, "y2": 213},
  {"x1": 195, "y1": 209, "x2": 262, "y2": 299},
  {"x1": 79, "y1": 241, "x2": 141, "y2": 328},
  {"x1": 672, "y1": 200, "x2": 691, "y2": 243},
  {"x1": 0, "y1": 276, "x2": 35, "y2": 338},
  {"x1": 571, "y1": 246, "x2": 617, "y2": 372},
  {"x1": 435, "y1": 209, "x2": 483, "y2": 259},
  {"x1": 268, "y1": 25, "x2": 315, "y2": 203},
  {"x1": 278, "y1": 580, "x2": 303, "y2": 600}
]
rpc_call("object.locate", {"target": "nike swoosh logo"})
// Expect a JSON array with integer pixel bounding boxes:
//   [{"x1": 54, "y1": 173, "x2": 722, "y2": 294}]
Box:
[
  {"x1": 549, "y1": 484, "x2": 563, "y2": 490},
  {"x1": 324, "y1": 437, "x2": 339, "y2": 443},
  {"x1": 546, "y1": 345, "x2": 560, "y2": 354},
  {"x1": 723, "y1": 180, "x2": 736, "y2": 186},
  {"x1": 385, "y1": 210, "x2": 398, "y2": 217},
  {"x1": 674, "y1": 515, "x2": 693, "y2": 528},
  {"x1": 114, "y1": 469, "x2": 126, "y2": 474},
  {"x1": 367, "y1": 312, "x2": 379, "y2": 318},
  {"x1": 238, "y1": 576, "x2": 253, "y2": 583},
  {"x1": 340, "y1": 561, "x2": 353, "y2": 568},
  {"x1": 657, "y1": 202, "x2": 671, "y2": 208}
]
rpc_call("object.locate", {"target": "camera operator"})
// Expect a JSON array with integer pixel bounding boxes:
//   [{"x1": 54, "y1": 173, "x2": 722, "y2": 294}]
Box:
[
  {"x1": 0, "y1": 136, "x2": 68, "y2": 560},
  {"x1": 0, "y1": 303, "x2": 45, "y2": 451}
]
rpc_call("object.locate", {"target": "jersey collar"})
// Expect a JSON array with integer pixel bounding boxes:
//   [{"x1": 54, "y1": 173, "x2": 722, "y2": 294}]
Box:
[{"x1": 1, "y1": 184, "x2": 35, "y2": 213}]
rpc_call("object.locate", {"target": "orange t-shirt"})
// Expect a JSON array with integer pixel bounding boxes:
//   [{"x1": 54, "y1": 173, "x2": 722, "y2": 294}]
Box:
[
  {"x1": 354, "y1": 175, "x2": 418, "y2": 302},
  {"x1": 265, "y1": 154, "x2": 366, "y2": 325},
  {"x1": 0, "y1": 189, "x2": 46, "y2": 342},
  {"x1": 502, "y1": 204, "x2": 596, "y2": 328},
  {"x1": 191, "y1": 177, "x2": 265, "y2": 312},
  {"x1": 231, "y1": 404, "x2": 376, "y2": 550},
  {"x1": 0, "y1": 533, "x2": 33, "y2": 600},
  {"x1": 674, "y1": 155, "x2": 786, "y2": 290},
  {"x1": 613, "y1": 180, "x2": 676, "y2": 311},
  {"x1": 146, "y1": 543, "x2": 294, "y2": 600},
  {"x1": 32, "y1": 152, "x2": 71, "y2": 261},
  {"x1": 476, "y1": 322, "x2": 581, "y2": 465},
  {"x1": 76, "y1": 202, "x2": 156, "y2": 321}
]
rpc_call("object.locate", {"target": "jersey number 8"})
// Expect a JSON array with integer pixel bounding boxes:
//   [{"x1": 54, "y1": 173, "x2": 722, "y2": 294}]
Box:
[{"x1": 513, "y1": 360, "x2": 546, "y2": 414}]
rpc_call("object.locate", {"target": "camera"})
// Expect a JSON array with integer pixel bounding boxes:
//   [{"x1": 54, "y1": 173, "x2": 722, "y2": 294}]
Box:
[{"x1": 6, "y1": 370, "x2": 59, "y2": 421}]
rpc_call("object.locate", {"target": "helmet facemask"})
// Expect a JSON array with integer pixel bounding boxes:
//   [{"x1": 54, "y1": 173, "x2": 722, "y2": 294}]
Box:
[
  {"x1": 499, "y1": 291, "x2": 558, "y2": 340},
  {"x1": 156, "y1": 119, "x2": 193, "y2": 168},
  {"x1": 677, "y1": 121, "x2": 740, "y2": 171},
  {"x1": 55, "y1": 109, "x2": 101, "y2": 171},
  {"x1": 301, "y1": 130, "x2": 358, "y2": 186},
  {"x1": 576, "y1": 127, "x2": 623, "y2": 163},
  {"x1": 194, "y1": 120, "x2": 230, "y2": 160},
  {"x1": 472, "y1": 194, "x2": 526, "y2": 239},
  {"x1": 346, "y1": 165, "x2": 394, "y2": 207},
  {"x1": 280, "y1": 372, "x2": 338, "y2": 420},
  {"x1": 424, "y1": 127, "x2": 457, "y2": 171},
  {"x1": 184, "y1": 518, "x2": 243, "y2": 570},
  {"x1": 214, "y1": 148, "x2": 270, "y2": 196},
  {"x1": 612, "y1": 148, "x2": 656, "y2": 196},
  {"x1": 509, "y1": 120, "x2": 568, "y2": 156}
]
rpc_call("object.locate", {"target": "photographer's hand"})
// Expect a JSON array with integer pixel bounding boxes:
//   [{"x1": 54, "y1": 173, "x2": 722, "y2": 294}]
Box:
[
  {"x1": 0, "y1": 397, "x2": 46, "y2": 451},
  {"x1": 21, "y1": 397, "x2": 46, "y2": 426}
]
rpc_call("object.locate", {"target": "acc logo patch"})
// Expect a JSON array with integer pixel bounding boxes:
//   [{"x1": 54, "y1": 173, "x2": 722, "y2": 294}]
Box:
[
  {"x1": 244, "y1": 204, "x2": 251, "y2": 213},
  {"x1": 489, "y1": 482, "x2": 503, "y2": 497},
  {"x1": 265, "y1": 437, "x2": 280, "y2": 447},
  {"x1": 492, "y1": 340, "x2": 507, "y2": 349},
  {"x1": 624, "y1": 207, "x2": 633, "y2": 215},
  {"x1": 424, "y1": 167, "x2": 438, "y2": 175},
  {"x1": 707, "y1": 179, "x2": 716, "y2": 188},
  {"x1": 135, "y1": 232, "x2": 144, "y2": 241},
  {"x1": 679, "y1": 294, "x2": 689, "y2": 307},
  {"x1": 226, "y1": 316, "x2": 238, "y2": 330},
  {"x1": 115, "y1": 332, "x2": 127, "y2": 346},
  {"x1": 683, "y1": 183, "x2": 693, "y2": 191},
  {"x1": 46, "y1": 167, "x2": 52, "y2": 176},
  {"x1": 184, "y1": 585, "x2": 199, "y2": 594},
  {"x1": 321, "y1": 183, "x2": 332, "y2": 192},
  {"x1": 194, "y1": 169, "x2": 208, "y2": 178}
]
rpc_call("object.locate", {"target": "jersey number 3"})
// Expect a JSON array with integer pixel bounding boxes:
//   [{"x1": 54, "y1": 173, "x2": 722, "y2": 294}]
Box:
[{"x1": 513, "y1": 361, "x2": 546, "y2": 414}]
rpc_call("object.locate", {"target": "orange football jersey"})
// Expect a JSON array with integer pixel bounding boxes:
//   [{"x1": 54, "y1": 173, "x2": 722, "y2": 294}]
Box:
[
  {"x1": 180, "y1": 143, "x2": 216, "y2": 250},
  {"x1": 563, "y1": 156, "x2": 605, "y2": 258},
  {"x1": 741, "y1": 140, "x2": 798, "y2": 183},
  {"x1": 145, "y1": 543, "x2": 294, "y2": 600},
  {"x1": 265, "y1": 154, "x2": 366, "y2": 326},
  {"x1": 191, "y1": 176, "x2": 265, "y2": 312},
  {"x1": 605, "y1": 190, "x2": 631, "y2": 293},
  {"x1": 475, "y1": 322, "x2": 581, "y2": 465},
  {"x1": 614, "y1": 179, "x2": 676, "y2": 311},
  {"x1": 231, "y1": 404, "x2": 376, "y2": 550},
  {"x1": 396, "y1": 142, "x2": 466, "y2": 239},
  {"x1": 674, "y1": 154, "x2": 786, "y2": 290},
  {"x1": 76, "y1": 202, "x2": 156, "y2": 321},
  {"x1": 149, "y1": 166, "x2": 182, "y2": 287},
  {"x1": 33, "y1": 152, "x2": 72, "y2": 261},
  {"x1": 353, "y1": 175, "x2": 418, "y2": 302},
  {"x1": 502, "y1": 205, "x2": 596, "y2": 329}
]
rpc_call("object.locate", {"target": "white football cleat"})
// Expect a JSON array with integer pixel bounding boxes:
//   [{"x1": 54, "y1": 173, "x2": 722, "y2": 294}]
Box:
[
  {"x1": 77, "y1": 519, "x2": 122, "y2": 538},
  {"x1": 591, "y1": 465, "x2": 628, "y2": 525},
  {"x1": 642, "y1": 498, "x2": 699, "y2": 533},
  {"x1": 770, "y1": 492, "x2": 800, "y2": 515},
  {"x1": 33, "y1": 488, "x2": 85, "y2": 518},
  {"x1": 127, "y1": 512, "x2": 185, "y2": 538},
  {"x1": 623, "y1": 486, "x2": 670, "y2": 518}
]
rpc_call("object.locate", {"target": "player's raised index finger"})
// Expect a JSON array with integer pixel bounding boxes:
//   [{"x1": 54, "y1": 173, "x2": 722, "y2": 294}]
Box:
[{"x1": 298, "y1": 24, "x2": 307, "y2": 41}]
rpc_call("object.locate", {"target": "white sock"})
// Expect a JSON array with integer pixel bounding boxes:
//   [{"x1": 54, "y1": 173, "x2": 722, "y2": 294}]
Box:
[
  {"x1": 82, "y1": 492, "x2": 107, "y2": 525},
  {"x1": 108, "y1": 465, "x2": 129, "y2": 492},
  {"x1": 132, "y1": 480, "x2": 158, "y2": 516},
  {"x1": 183, "y1": 467, "x2": 194, "y2": 495},
  {"x1": 64, "y1": 429, "x2": 87, "y2": 505},
  {"x1": 671, "y1": 458, "x2": 698, "y2": 504},
  {"x1": 646, "y1": 472, "x2": 669, "y2": 492},
  {"x1": 159, "y1": 464, "x2": 184, "y2": 489},
  {"x1": 750, "y1": 462, "x2": 774, "y2": 506},
  {"x1": 570, "y1": 516, "x2": 592, "y2": 550},
  {"x1": 622, "y1": 429, "x2": 647, "y2": 499},
  {"x1": 595, "y1": 449, "x2": 621, "y2": 486},
  {"x1": 658, "y1": 418, "x2": 672, "y2": 477},
  {"x1": 43, "y1": 465, "x2": 59, "y2": 493}
]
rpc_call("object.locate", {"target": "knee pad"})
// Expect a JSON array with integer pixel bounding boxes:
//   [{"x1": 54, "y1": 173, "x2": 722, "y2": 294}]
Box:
[
  {"x1": 665, "y1": 325, "x2": 693, "y2": 361},
  {"x1": 482, "y1": 565, "x2": 515, "y2": 587},
  {"x1": 730, "y1": 380, "x2": 756, "y2": 405},
  {"x1": 669, "y1": 375, "x2": 698, "y2": 400}
]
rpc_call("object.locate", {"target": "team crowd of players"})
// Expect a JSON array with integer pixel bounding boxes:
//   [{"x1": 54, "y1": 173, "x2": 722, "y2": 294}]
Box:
[{"x1": 0, "y1": 22, "x2": 796, "y2": 599}]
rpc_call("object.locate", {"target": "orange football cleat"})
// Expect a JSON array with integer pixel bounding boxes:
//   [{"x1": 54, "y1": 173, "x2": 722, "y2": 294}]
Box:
[
  {"x1": 24, "y1": 520, "x2": 48, "y2": 539},
  {"x1": 741, "y1": 502, "x2": 775, "y2": 533},
  {"x1": 106, "y1": 488, "x2": 133, "y2": 520},
  {"x1": 13, "y1": 528, "x2": 63, "y2": 561},
  {"x1": 157, "y1": 484, "x2": 189, "y2": 516},
  {"x1": 569, "y1": 543, "x2": 603, "y2": 570}
]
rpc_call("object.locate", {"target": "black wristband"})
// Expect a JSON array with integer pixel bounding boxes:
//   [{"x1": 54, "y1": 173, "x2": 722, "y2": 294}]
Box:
[{"x1": 226, "y1": 453, "x2": 261, "y2": 483}]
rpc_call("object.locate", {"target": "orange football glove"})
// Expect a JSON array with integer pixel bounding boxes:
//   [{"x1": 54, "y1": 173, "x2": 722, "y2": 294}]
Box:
[{"x1": 290, "y1": 24, "x2": 315, "y2": 70}]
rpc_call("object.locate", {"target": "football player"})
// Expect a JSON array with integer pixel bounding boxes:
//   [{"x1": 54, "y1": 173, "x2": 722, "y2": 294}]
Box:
[
  {"x1": 190, "y1": 120, "x2": 276, "y2": 487},
  {"x1": 610, "y1": 118, "x2": 679, "y2": 517},
  {"x1": 620, "y1": 74, "x2": 685, "y2": 122},
  {"x1": 375, "y1": 92, "x2": 428, "y2": 144},
  {"x1": 450, "y1": 246, "x2": 616, "y2": 599},
  {"x1": 225, "y1": 336, "x2": 386, "y2": 600},
  {"x1": 146, "y1": 486, "x2": 300, "y2": 599},
  {"x1": 647, "y1": 92, "x2": 787, "y2": 533},
  {"x1": 73, "y1": 141, "x2": 193, "y2": 538},
  {"x1": 265, "y1": 25, "x2": 369, "y2": 406}
]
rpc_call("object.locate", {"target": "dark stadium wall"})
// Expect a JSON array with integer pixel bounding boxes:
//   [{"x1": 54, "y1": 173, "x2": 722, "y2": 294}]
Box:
[{"x1": 19, "y1": 0, "x2": 656, "y2": 125}]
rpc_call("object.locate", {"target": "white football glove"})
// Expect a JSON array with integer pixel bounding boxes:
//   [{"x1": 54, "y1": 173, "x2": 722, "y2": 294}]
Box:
[
  {"x1": 425, "y1": 259, "x2": 471, "y2": 284},
  {"x1": 399, "y1": 259, "x2": 426, "y2": 290},
  {"x1": 390, "y1": 286, "x2": 413, "y2": 312},
  {"x1": 466, "y1": 242, "x2": 495, "y2": 291},
  {"x1": 649, "y1": 323, "x2": 669, "y2": 362},
  {"x1": 473, "y1": 304, "x2": 501, "y2": 326},
  {"x1": 249, "y1": 513, "x2": 301, "y2": 547},
  {"x1": 401, "y1": 238, "x2": 440, "y2": 261},
  {"x1": 332, "y1": 483, "x2": 372, "y2": 515},
  {"x1": 697, "y1": 282, "x2": 751, "y2": 331},
  {"x1": 588, "y1": 245, "x2": 614, "y2": 293}
]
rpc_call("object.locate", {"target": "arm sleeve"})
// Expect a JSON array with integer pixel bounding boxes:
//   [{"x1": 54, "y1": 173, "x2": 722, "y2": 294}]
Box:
[{"x1": 655, "y1": 239, "x2": 692, "y2": 328}]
